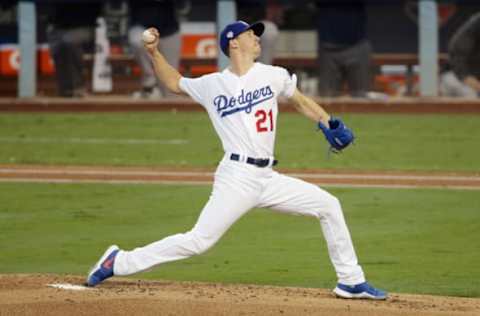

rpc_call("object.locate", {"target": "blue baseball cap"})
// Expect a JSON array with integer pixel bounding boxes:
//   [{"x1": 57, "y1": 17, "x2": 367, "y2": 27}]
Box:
[{"x1": 219, "y1": 21, "x2": 265, "y2": 56}]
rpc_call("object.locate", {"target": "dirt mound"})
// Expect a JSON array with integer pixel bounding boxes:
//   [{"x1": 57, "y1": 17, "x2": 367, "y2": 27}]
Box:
[{"x1": 0, "y1": 274, "x2": 479, "y2": 316}]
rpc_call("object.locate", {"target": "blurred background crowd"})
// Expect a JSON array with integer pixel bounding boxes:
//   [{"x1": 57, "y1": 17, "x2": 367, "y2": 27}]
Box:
[{"x1": 1, "y1": 0, "x2": 480, "y2": 99}]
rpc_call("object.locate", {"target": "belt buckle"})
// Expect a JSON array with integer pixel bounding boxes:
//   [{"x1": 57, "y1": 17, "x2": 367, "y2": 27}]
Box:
[{"x1": 255, "y1": 158, "x2": 269, "y2": 168}]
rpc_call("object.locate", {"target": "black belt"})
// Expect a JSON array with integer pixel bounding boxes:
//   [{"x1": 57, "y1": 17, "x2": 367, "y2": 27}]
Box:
[{"x1": 230, "y1": 153, "x2": 278, "y2": 168}]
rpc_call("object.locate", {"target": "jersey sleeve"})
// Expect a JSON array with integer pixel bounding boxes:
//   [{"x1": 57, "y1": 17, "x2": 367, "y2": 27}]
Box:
[
  {"x1": 278, "y1": 67, "x2": 297, "y2": 98},
  {"x1": 179, "y1": 76, "x2": 208, "y2": 107}
]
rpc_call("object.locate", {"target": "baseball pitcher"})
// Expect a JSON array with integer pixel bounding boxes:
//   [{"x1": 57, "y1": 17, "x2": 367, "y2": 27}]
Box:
[{"x1": 86, "y1": 21, "x2": 387, "y2": 300}]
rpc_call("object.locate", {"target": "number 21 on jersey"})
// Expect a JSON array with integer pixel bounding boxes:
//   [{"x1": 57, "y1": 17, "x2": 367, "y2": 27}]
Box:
[{"x1": 255, "y1": 109, "x2": 274, "y2": 132}]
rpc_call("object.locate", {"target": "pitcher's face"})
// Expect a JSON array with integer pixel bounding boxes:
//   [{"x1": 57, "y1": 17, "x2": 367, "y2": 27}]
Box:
[{"x1": 235, "y1": 29, "x2": 261, "y2": 58}]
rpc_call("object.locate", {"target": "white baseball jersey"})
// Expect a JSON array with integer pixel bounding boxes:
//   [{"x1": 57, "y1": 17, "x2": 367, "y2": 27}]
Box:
[{"x1": 179, "y1": 62, "x2": 297, "y2": 158}]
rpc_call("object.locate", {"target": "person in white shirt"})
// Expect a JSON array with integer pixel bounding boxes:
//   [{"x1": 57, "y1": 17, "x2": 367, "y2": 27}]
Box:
[{"x1": 86, "y1": 20, "x2": 387, "y2": 300}]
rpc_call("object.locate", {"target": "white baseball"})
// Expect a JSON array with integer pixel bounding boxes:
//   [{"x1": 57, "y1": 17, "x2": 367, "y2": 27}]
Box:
[{"x1": 142, "y1": 29, "x2": 157, "y2": 44}]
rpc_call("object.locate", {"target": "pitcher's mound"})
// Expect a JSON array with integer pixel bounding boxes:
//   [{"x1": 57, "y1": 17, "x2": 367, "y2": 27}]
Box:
[{"x1": 1, "y1": 274, "x2": 479, "y2": 316}]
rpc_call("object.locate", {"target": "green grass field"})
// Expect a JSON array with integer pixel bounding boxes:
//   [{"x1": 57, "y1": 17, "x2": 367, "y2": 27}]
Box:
[
  {"x1": 0, "y1": 112, "x2": 479, "y2": 171},
  {"x1": 0, "y1": 111, "x2": 479, "y2": 298},
  {"x1": 0, "y1": 182, "x2": 478, "y2": 297}
]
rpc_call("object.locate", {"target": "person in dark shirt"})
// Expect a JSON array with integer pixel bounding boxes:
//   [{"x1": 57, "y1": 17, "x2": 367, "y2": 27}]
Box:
[
  {"x1": 46, "y1": 1, "x2": 101, "y2": 97},
  {"x1": 315, "y1": 0, "x2": 371, "y2": 97},
  {"x1": 128, "y1": 0, "x2": 189, "y2": 99},
  {"x1": 237, "y1": 0, "x2": 285, "y2": 65},
  {"x1": 440, "y1": 12, "x2": 480, "y2": 97}
]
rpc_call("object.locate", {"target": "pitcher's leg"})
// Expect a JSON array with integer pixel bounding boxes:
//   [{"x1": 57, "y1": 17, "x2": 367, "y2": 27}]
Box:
[
  {"x1": 113, "y1": 174, "x2": 258, "y2": 276},
  {"x1": 259, "y1": 173, "x2": 365, "y2": 285}
]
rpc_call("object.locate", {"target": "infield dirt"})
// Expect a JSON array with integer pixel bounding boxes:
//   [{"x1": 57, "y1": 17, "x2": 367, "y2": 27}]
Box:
[
  {"x1": 1, "y1": 274, "x2": 479, "y2": 316},
  {"x1": 1, "y1": 164, "x2": 480, "y2": 189}
]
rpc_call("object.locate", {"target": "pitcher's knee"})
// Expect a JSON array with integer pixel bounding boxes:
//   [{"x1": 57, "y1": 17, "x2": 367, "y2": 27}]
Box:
[
  {"x1": 326, "y1": 195, "x2": 342, "y2": 212},
  {"x1": 312, "y1": 193, "x2": 342, "y2": 218},
  {"x1": 187, "y1": 231, "x2": 218, "y2": 255}
]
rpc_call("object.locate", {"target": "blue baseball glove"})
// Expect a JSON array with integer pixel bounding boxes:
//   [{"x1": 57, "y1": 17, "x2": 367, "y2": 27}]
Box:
[{"x1": 317, "y1": 118, "x2": 355, "y2": 153}]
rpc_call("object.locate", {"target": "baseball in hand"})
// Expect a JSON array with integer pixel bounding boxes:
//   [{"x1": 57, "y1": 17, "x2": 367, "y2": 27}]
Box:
[{"x1": 142, "y1": 29, "x2": 157, "y2": 44}]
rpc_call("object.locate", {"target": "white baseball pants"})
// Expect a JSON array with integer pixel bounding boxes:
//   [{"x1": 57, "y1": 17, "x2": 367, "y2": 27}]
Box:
[{"x1": 114, "y1": 155, "x2": 365, "y2": 285}]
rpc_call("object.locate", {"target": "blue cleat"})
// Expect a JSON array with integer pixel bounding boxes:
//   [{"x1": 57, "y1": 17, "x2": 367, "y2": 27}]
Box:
[
  {"x1": 86, "y1": 245, "x2": 119, "y2": 287},
  {"x1": 333, "y1": 282, "x2": 388, "y2": 300}
]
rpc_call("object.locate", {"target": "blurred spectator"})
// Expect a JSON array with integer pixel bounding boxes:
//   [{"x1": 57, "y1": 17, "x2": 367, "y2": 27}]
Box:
[
  {"x1": 128, "y1": 0, "x2": 190, "y2": 99},
  {"x1": 237, "y1": 0, "x2": 285, "y2": 64},
  {"x1": 315, "y1": 0, "x2": 371, "y2": 98},
  {"x1": 46, "y1": 1, "x2": 101, "y2": 97},
  {"x1": 0, "y1": 1, "x2": 17, "y2": 43},
  {"x1": 440, "y1": 12, "x2": 480, "y2": 98}
]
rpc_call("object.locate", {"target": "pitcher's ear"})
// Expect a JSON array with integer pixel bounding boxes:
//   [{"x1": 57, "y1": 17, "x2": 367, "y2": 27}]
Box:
[{"x1": 229, "y1": 38, "x2": 239, "y2": 51}]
